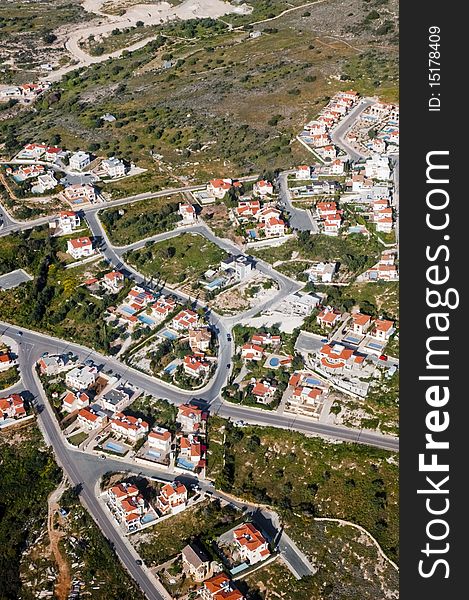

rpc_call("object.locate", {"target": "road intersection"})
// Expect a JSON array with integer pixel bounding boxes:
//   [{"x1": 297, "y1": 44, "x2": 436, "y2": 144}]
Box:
[{"x1": 0, "y1": 101, "x2": 399, "y2": 598}]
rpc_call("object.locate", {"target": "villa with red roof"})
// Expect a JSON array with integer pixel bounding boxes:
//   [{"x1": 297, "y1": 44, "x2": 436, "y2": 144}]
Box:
[
  {"x1": 207, "y1": 178, "x2": 233, "y2": 199},
  {"x1": 178, "y1": 435, "x2": 206, "y2": 469},
  {"x1": 241, "y1": 343, "x2": 264, "y2": 361},
  {"x1": 156, "y1": 482, "x2": 188, "y2": 516},
  {"x1": 66, "y1": 237, "x2": 94, "y2": 260},
  {"x1": 370, "y1": 319, "x2": 395, "y2": 342},
  {"x1": 77, "y1": 406, "x2": 106, "y2": 430},
  {"x1": 251, "y1": 380, "x2": 277, "y2": 404},
  {"x1": 106, "y1": 482, "x2": 148, "y2": 530},
  {"x1": 318, "y1": 343, "x2": 366, "y2": 375},
  {"x1": 0, "y1": 394, "x2": 26, "y2": 422},
  {"x1": 233, "y1": 523, "x2": 271, "y2": 565},
  {"x1": 177, "y1": 403, "x2": 204, "y2": 433},
  {"x1": 262, "y1": 216, "x2": 286, "y2": 238},
  {"x1": 235, "y1": 199, "x2": 261, "y2": 221},
  {"x1": 323, "y1": 213, "x2": 342, "y2": 236},
  {"x1": 253, "y1": 180, "x2": 274, "y2": 196},
  {"x1": 62, "y1": 390, "x2": 90, "y2": 413},
  {"x1": 172, "y1": 309, "x2": 199, "y2": 331},
  {"x1": 179, "y1": 202, "x2": 196, "y2": 222},
  {"x1": 102, "y1": 271, "x2": 124, "y2": 293},
  {"x1": 150, "y1": 296, "x2": 176, "y2": 321},
  {"x1": 0, "y1": 351, "x2": 14, "y2": 372},
  {"x1": 183, "y1": 354, "x2": 210, "y2": 378},
  {"x1": 351, "y1": 313, "x2": 372, "y2": 336},
  {"x1": 295, "y1": 165, "x2": 311, "y2": 180},
  {"x1": 111, "y1": 413, "x2": 149, "y2": 442},
  {"x1": 200, "y1": 574, "x2": 245, "y2": 600},
  {"x1": 251, "y1": 333, "x2": 281, "y2": 347},
  {"x1": 316, "y1": 308, "x2": 342, "y2": 328}
]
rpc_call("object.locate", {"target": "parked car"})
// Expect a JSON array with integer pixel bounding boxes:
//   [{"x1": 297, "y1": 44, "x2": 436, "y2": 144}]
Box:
[{"x1": 379, "y1": 354, "x2": 388, "y2": 361}]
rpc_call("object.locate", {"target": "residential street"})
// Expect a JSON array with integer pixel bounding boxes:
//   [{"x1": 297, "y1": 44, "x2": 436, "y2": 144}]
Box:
[{"x1": 0, "y1": 93, "x2": 399, "y2": 599}]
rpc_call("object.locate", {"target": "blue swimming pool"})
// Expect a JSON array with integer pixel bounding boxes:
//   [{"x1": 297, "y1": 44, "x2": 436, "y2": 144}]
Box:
[
  {"x1": 164, "y1": 363, "x2": 177, "y2": 374},
  {"x1": 138, "y1": 314, "x2": 155, "y2": 326},
  {"x1": 103, "y1": 441, "x2": 125, "y2": 454},
  {"x1": 305, "y1": 377, "x2": 321, "y2": 386},
  {"x1": 205, "y1": 278, "x2": 225, "y2": 290},
  {"x1": 367, "y1": 342, "x2": 383, "y2": 350},
  {"x1": 177, "y1": 457, "x2": 196, "y2": 471},
  {"x1": 344, "y1": 335, "x2": 361, "y2": 345},
  {"x1": 141, "y1": 513, "x2": 157, "y2": 524},
  {"x1": 161, "y1": 329, "x2": 177, "y2": 340},
  {"x1": 268, "y1": 357, "x2": 280, "y2": 367},
  {"x1": 121, "y1": 305, "x2": 136, "y2": 315},
  {"x1": 147, "y1": 449, "x2": 162, "y2": 458}
]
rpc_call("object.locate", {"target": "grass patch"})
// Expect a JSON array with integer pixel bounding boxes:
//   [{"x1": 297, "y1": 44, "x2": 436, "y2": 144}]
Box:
[
  {"x1": 0, "y1": 424, "x2": 62, "y2": 599},
  {"x1": 0, "y1": 366, "x2": 20, "y2": 390},
  {"x1": 125, "y1": 232, "x2": 226, "y2": 285},
  {"x1": 68, "y1": 431, "x2": 88, "y2": 446},
  {"x1": 212, "y1": 420, "x2": 399, "y2": 563},
  {"x1": 100, "y1": 195, "x2": 182, "y2": 245},
  {"x1": 137, "y1": 498, "x2": 242, "y2": 566}
]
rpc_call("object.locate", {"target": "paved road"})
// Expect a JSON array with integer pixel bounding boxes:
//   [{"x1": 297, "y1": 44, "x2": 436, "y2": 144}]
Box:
[
  {"x1": 0, "y1": 268, "x2": 33, "y2": 290},
  {"x1": 277, "y1": 171, "x2": 318, "y2": 232},
  {"x1": 330, "y1": 99, "x2": 374, "y2": 161},
  {"x1": 295, "y1": 330, "x2": 326, "y2": 355},
  {"x1": 16, "y1": 340, "x2": 169, "y2": 600}
]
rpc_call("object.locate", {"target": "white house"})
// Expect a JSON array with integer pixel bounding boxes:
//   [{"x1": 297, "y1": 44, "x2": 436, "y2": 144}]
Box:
[
  {"x1": 330, "y1": 159, "x2": 345, "y2": 175},
  {"x1": 321, "y1": 145, "x2": 337, "y2": 160},
  {"x1": 295, "y1": 165, "x2": 311, "y2": 180},
  {"x1": 364, "y1": 155, "x2": 391, "y2": 181},
  {"x1": 66, "y1": 365, "x2": 98, "y2": 390},
  {"x1": 148, "y1": 426, "x2": 172, "y2": 455},
  {"x1": 62, "y1": 184, "x2": 96, "y2": 205},
  {"x1": 34, "y1": 172, "x2": 57, "y2": 193},
  {"x1": 67, "y1": 237, "x2": 94, "y2": 260},
  {"x1": 111, "y1": 413, "x2": 149, "y2": 442},
  {"x1": 253, "y1": 180, "x2": 274, "y2": 196},
  {"x1": 102, "y1": 271, "x2": 124, "y2": 293},
  {"x1": 188, "y1": 327, "x2": 211, "y2": 352},
  {"x1": 102, "y1": 156, "x2": 126, "y2": 178},
  {"x1": 178, "y1": 202, "x2": 196, "y2": 222},
  {"x1": 69, "y1": 151, "x2": 90, "y2": 172},
  {"x1": 306, "y1": 262, "x2": 337, "y2": 283},
  {"x1": 351, "y1": 313, "x2": 372, "y2": 336},
  {"x1": 50, "y1": 211, "x2": 81, "y2": 235},
  {"x1": 220, "y1": 255, "x2": 253, "y2": 281},
  {"x1": 370, "y1": 319, "x2": 395, "y2": 342},
  {"x1": 280, "y1": 291, "x2": 320, "y2": 316}
]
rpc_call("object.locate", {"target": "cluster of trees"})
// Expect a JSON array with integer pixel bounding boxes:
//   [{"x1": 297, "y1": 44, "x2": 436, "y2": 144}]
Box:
[
  {"x1": 100, "y1": 201, "x2": 180, "y2": 245},
  {"x1": 297, "y1": 230, "x2": 380, "y2": 274},
  {"x1": 0, "y1": 428, "x2": 61, "y2": 599}
]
